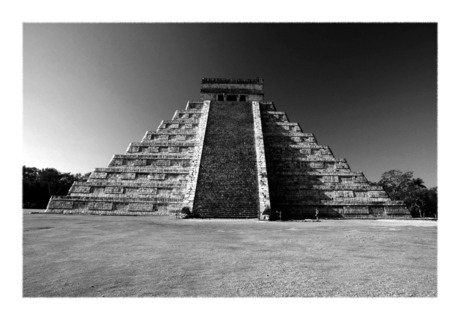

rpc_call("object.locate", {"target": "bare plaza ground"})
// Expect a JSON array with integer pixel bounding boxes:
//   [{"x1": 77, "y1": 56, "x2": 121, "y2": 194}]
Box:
[{"x1": 23, "y1": 210, "x2": 437, "y2": 297}]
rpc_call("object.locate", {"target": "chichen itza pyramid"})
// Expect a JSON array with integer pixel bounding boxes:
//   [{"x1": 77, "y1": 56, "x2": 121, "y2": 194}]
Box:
[{"x1": 46, "y1": 78, "x2": 410, "y2": 219}]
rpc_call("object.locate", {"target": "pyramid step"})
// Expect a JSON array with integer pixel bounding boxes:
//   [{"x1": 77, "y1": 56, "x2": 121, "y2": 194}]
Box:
[{"x1": 44, "y1": 78, "x2": 411, "y2": 219}]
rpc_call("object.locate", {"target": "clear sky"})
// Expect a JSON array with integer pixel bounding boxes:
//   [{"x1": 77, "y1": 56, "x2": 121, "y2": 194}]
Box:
[{"x1": 23, "y1": 23, "x2": 437, "y2": 187}]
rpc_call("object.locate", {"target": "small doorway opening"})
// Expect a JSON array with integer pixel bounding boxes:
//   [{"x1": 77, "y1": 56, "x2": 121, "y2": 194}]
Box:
[
  {"x1": 227, "y1": 95, "x2": 237, "y2": 101},
  {"x1": 217, "y1": 94, "x2": 224, "y2": 101},
  {"x1": 239, "y1": 95, "x2": 247, "y2": 102}
]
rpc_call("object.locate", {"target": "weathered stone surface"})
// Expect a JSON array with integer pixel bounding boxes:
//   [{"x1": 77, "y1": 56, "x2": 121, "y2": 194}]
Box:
[
  {"x1": 46, "y1": 78, "x2": 410, "y2": 219},
  {"x1": 48, "y1": 199, "x2": 74, "y2": 209},
  {"x1": 71, "y1": 185, "x2": 91, "y2": 193},
  {"x1": 88, "y1": 202, "x2": 113, "y2": 211},
  {"x1": 121, "y1": 173, "x2": 136, "y2": 180},
  {"x1": 105, "y1": 187, "x2": 124, "y2": 194},
  {"x1": 260, "y1": 100, "x2": 410, "y2": 219},
  {"x1": 182, "y1": 101, "x2": 210, "y2": 212},
  {"x1": 128, "y1": 203, "x2": 155, "y2": 212},
  {"x1": 252, "y1": 101, "x2": 271, "y2": 219},
  {"x1": 193, "y1": 101, "x2": 259, "y2": 218},
  {"x1": 138, "y1": 187, "x2": 157, "y2": 195},
  {"x1": 89, "y1": 172, "x2": 107, "y2": 179},
  {"x1": 46, "y1": 98, "x2": 207, "y2": 216}
]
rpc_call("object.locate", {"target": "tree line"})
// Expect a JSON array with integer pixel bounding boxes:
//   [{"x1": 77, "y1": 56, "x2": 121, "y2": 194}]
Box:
[
  {"x1": 22, "y1": 166, "x2": 437, "y2": 217},
  {"x1": 375, "y1": 169, "x2": 437, "y2": 218},
  {"x1": 23, "y1": 166, "x2": 90, "y2": 209}
]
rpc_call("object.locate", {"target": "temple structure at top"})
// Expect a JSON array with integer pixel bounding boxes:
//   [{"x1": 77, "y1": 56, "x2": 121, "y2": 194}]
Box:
[
  {"x1": 200, "y1": 77, "x2": 264, "y2": 101},
  {"x1": 46, "y1": 78, "x2": 410, "y2": 220}
]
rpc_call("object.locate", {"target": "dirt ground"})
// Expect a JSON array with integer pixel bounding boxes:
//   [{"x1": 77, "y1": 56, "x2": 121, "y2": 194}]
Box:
[{"x1": 23, "y1": 211, "x2": 437, "y2": 297}]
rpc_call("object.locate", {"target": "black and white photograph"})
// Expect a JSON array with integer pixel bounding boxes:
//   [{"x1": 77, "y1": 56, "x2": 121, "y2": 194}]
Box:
[
  {"x1": 23, "y1": 21, "x2": 437, "y2": 298},
  {"x1": 5, "y1": 1, "x2": 460, "y2": 319}
]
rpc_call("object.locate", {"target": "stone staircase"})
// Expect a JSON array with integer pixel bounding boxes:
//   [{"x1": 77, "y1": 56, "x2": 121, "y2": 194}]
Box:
[
  {"x1": 192, "y1": 101, "x2": 259, "y2": 218},
  {"x1": 45, "y1": 77, "x2": 410, "y2": 220},
  {"x1": 46, "y1": 101, "x2": 207, "y2": 215},
  {"x1": 259, "y1": 101, "x2": 410, "y2": 219}
]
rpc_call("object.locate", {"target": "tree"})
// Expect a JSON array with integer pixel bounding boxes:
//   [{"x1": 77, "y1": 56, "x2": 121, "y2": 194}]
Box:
[
  {"x1": 38, "y1": 168, "x2": 61, "y2": 197},
  {"x1": 23, "y1": 166, "x2": 90, "y2": 209},
  {"x1": 425, "y1": 187, "x2": 438, "y2": 218},
  {"x1": 404, "y1": 178, "x2": 428, "y2": 217},
  {"x1": 410, "y1": 187, "x2": 437, "y2": 218},
  {"x1": 23, "y1": 166, "x2": 40, "y2": 182},
  {"x1": 23, "y1": 166, "x2": 42, "y2": 208},
  {"x1": 377, "y1": 170, "x2": 437, "y2": 218},
  {"x1": 378, "y1": 170, "x2": 414, "y2": 201}
]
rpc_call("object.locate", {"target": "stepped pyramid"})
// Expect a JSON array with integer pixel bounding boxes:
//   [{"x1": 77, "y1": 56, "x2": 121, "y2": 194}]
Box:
[{"x1": 46, "y1": 78, "x2": 410, "y2": 219}]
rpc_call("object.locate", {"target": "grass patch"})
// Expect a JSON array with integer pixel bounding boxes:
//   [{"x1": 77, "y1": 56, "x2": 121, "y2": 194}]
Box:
[{"x1": 23, "y1": 213, "x2": 437, "y2": 297}]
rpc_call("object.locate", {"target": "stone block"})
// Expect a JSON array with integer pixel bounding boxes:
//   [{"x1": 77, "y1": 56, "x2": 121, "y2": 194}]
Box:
[
  {"x1": 121, "y1": 173, "x2": 136, "y2": 180},
  {"x1": 133, "y1": 159, "x2": 147, "y2": 166},
  {"x1": 175, "y1": 135, "x2": 187, "y2": 141},
  {"x1": 48, "y1": 200, "x2": 74, "y2": 209},
  {"x1": 335, "y1": 190, "x2": 354, "y2": 198},
  {"x1": 138, "y1": 188, "x2": 158, "y2": 195},
  {"x1": 72, "y1": 185, "x2": 91, "y2": 193},
  {"x1": 322, "y1": 176, "x2": 339, "y2": 183},
  {"x1": 340, "y1": 177, "x2": 354, "y2": 183},
  {"x1": 156, "y1": 160, "x2": 171, "y2": 166},
  {"x1": 110, "y1": 159, "x2": 124, "y2": 166},
  {"x1": 310, "y1": 162, "x2": 324, "y2": 169},
  {"x1": 368, "y1": 191, "x2": 386, "y2": 198},
  {"x1": 105, "y1": 187, "x2": 124, "y2": 194},
  {"x1": 128, "y1": 203, "x2": 155, "y2": 212},
  {"x1": 344, "y1": 206, "x2": 369, "y2": 214},
  {"x1": 90, "y1": 172, "x2": 108, "y2": 179},
  {"x1": 88, "y1": 202, "x2": 113, "y2": 211},
  {"x1": 355, "y1": 191, "x2": 368, "y2": 198},
  {"x1": 148, "y1": 173, "x2": 166, "y2": 180}
]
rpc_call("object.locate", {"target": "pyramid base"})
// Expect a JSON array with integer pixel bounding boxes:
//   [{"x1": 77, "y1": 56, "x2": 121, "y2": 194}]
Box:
[
  {"x1": 269, "y1": 204, "x2": 411, "y2": 220},
  {"x1": 45, "y1": 196, "x2": 179, "y2": 216}
]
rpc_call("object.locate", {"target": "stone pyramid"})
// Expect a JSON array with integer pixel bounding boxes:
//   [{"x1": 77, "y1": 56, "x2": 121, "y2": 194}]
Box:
[{"x1": 46, "y1": 78, "x2": 410, "y2": 219}]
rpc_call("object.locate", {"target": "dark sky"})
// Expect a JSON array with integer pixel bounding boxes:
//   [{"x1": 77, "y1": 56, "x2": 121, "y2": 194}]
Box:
[{"x1": 23, "y1": 23, "x2": 437, "y2": 187}]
